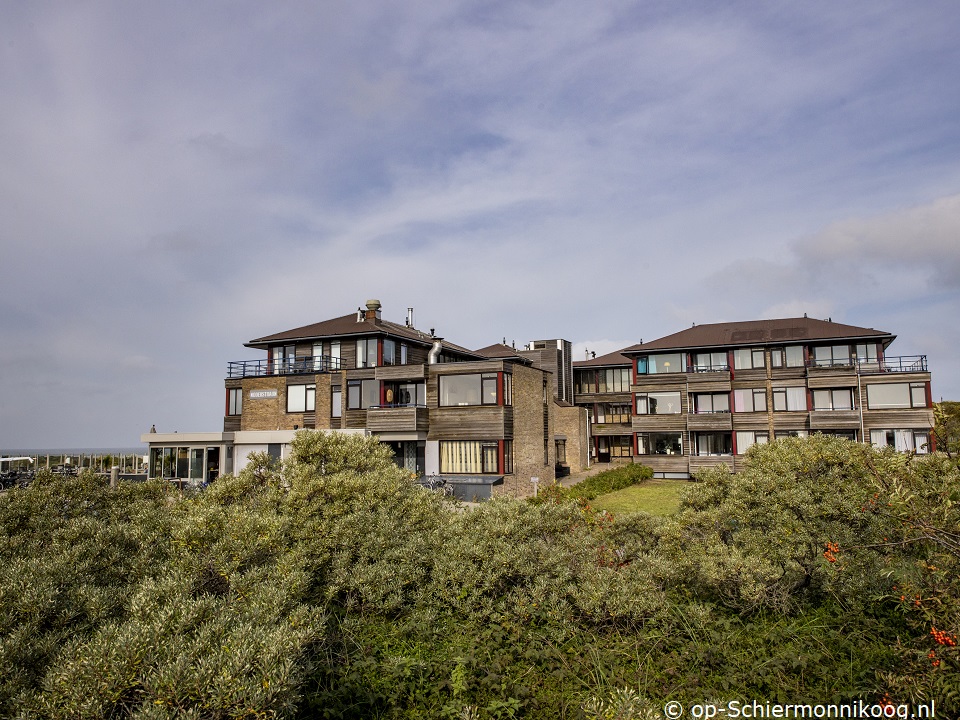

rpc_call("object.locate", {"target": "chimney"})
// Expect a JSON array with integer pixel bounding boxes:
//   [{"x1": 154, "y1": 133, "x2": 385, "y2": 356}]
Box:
[
  {"x1": 406, "y1": 307, "x2": 414, "y2": 327},
  {"x1": 364, "y1": 299, "x2": 382, "y2": 323}
]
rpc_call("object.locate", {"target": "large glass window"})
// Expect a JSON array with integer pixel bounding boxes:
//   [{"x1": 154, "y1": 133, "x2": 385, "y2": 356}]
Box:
[
  {"x1": 331, "y1": 385, "x2": 342, "y2": 418},
  {"x1": 692, "y1": 352, "x2": 728, "y2": 372},
  {"x1": 272, "y1": 345, "x2": 296, "y2": 374},
  {"x1": 347, "y1": 379, "x2": 380, "y2": 409},
  {"x1": 385, "y1": 382, "x2": 425, "y2": 407},
  {"x1": 598, "y1": 436, "x2": 633, "y2": 458},
  {"x1": 575, "y1": 369, "x2": 595, "y2": 394},
  {"x1": 733, "y1": 388, "x2": 767, "y2": 413},
  {"x1": 870, "y1": 429, "x2": 930, "y2": 454},
  {"x1": 287, "y1": 384, "x2": 316, "y2": 413},
  {"x1": 693, "y1": 393, "x2": 730, "y2": 413},
  {"x1": 813, "y1": 345, "x2": 853, "y2": 367},
  {"x1": 596, "y1": 403, "x2": 632, "y2": 423},
  {"x1": 598, "y1": 368, "x2": 631, "y2": 392},
  {"x1": 693, "y1": 432, "x2": 732, "y2": 456},
  {"x1": 440, "y1": 441, "x2": 505, "y2": 474},
  {"x1": 812, "y1": 388, "x2": 854, "y2": 411},
  {"x1": 771, "y1": 346, "x2": 805, "y2": 368},
  {"x1": 639, "y1": 353, "x2": 684, "y2": 375},
  {"x1": 228, "y1": 388, "x2": 242, "y2": 416},
  {"x1": 636, "y1": 392, "x2": 681, "y2": 414},
  {"x1": 439, "y1": 374, "x2": 500, "y2": 406},
  {"x1": 382, "y1": 338, "x2": 396, "y2": 366},
  {"x1": 772, "y1": 386, "x2": 806, "y2": 412},
  {"x1": 866, "y1": 383, "x2": 927, "y2": 409},
  {"x1": 636, "y1": 433, "x2": 683, "y2": 455},
  {"x1": 735, "y1": 431, "x2": 769, "y2": 454},
  {"x1": 856, "y1": 343, "x2": 879, "y2": 364},
  {"x1": 733, "y1": 348, "x2": 765, "y2": 370},
  {"x1": 356, "y1": 338, "x2": 378, "y2": 368}
]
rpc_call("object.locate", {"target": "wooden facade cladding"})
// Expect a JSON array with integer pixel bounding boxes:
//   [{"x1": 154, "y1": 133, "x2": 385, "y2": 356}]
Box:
[
  {"x1": 807, "y1": 375, "x2": 859, "y2": 389},
  {"x1": 632, "y1": 415, "x2": 685, "y2": 432},
  {"x1": 731, "y1": 368, "x2": 766, "y2": 383},
  {"x1": 366, "y1": 407, "x2": 429, "y2": 434},
  {"x1": 769, "y1": 367, "x2": 807, "y2": 381},
  {"x1": 375, "y1": 364, "x2": 426, "y2": 381},
  {"x1": 223, "y1": 415, "x2": 241, "y2": 432},
  {"x1": 686, "y1": 413, "x2": 733, "y2": 431},
  {"x1": 302, "y1": 412, "x2": 316, "y2": 429},
  {"x1": 592, "y1": 422, "x2": 634, "y2": 436},
  {"x1": 575, "y1": 392, "x2": 632, "y2": 405},
  {"x1": 639, "y1": 456, "x2": 689, "y2": 474},
  {"x1": 770, "y1": 411, "x2": 809, "y2": 431},
  {"x1": 809, "y1": 410, "x2": 861, "y2": 430},
  {"x1": 346, "y1": 368, "x2": 377, "y2": 381},
  {"x1": 225, "y1": 378, "x2": 243, "y2": 390},
  {"x1": 684, "y1": 372, "x2": 732, "y2": 392},
  {"x1": 343, "y1": 409, "x2": 367, "y2": 428},
  {"x1": 631, "y1": 376, "x2": 685, "y2": 392},
  {"x1": 689, "y1": 456, "x2": 735, "y2": 473},
  {"x1": 862, "y1": 408, "x2": 935, "y2": 428},
  {"x1": 428, "y1": 407, "x2": 510, "y2": 440},
  {"x1": 732, "y1": 414, "x2": 773, "y2": 431}
]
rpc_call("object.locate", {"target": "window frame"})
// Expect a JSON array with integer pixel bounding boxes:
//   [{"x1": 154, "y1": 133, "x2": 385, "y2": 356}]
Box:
[
  {"x1": 228, "y1": 388, "x2": 242, "y2": 416},
  {"x1": 286, "y1": 383, "x2": 316, "y2": 413}
]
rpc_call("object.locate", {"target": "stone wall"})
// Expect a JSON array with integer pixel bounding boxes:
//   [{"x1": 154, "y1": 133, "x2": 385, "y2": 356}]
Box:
[{"x1": 499, "y1": 364, "x2": 555, "y2": 498}]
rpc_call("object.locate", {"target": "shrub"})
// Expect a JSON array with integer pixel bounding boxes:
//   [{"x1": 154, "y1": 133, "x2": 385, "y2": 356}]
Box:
[{"x1": 568, "y1": 463, "x2": 653, "y2": 501}]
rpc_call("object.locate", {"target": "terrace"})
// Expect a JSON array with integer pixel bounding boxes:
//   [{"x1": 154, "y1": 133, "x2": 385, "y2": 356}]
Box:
[{"x1": 226, "y1": 355, "x2": 342, "y2": 378}]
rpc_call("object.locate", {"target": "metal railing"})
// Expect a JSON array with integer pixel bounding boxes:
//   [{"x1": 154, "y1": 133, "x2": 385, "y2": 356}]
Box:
[
  {"x1": 226, "y1": 355, "x2": 342, "y2": 378},
  {"x1": 808, "y1": 355, "x2": 927, "y2": 373}
]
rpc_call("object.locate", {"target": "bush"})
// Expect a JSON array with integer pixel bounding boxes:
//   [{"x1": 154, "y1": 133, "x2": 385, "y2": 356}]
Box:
[{"x1": 568, "y1": 463, "x2": 653, "y2": 501}]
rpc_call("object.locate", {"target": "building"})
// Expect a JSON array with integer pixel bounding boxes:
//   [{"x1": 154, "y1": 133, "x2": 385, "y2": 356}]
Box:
[
  {"x1": 143, "y1": 300, "x2": 590, "y2": 499},
  {"x1": 573, "y1": 317, "x2": 934, "y2": 477}
]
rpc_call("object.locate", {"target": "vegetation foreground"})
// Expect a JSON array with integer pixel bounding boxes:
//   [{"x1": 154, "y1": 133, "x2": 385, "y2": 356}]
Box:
[{"x1": 1, "y1": 433, "x2": 957, "y2": 718}]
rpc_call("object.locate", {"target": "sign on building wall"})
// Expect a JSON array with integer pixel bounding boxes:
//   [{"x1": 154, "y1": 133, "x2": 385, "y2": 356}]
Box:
[{"x1": 249, "y1": 389, "x2": 278, "y2": 399}]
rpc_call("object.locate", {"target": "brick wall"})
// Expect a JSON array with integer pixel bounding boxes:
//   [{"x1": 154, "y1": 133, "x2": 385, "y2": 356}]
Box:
[
  {"x1": 499, "y1": 364, "x2": 555, "y2": 498},
  {"x1": 554, "y1": 402, "x2": 589, "y2": 473}
]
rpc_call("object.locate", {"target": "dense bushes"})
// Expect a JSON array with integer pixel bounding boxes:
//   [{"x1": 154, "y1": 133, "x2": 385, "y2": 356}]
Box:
[
  {"x1": 566, "y1": 463, "x2": 654, "y2": 501},
  {"x1": 0, "y1": 433, "x2": 956, "y2": 717}
]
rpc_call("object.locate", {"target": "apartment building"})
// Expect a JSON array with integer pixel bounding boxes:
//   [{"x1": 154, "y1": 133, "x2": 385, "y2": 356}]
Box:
[
  {"x1": 144, "y1": 300, "x2": 589, "y2": 499},
  {"x1": 573, "y1": 317, "x2": 934, "y2": 477}
]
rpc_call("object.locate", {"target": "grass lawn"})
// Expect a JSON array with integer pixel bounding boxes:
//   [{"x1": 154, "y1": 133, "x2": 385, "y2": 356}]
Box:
[{"x1": 589, "y1": 478, "x2": 690, "y2": 515}]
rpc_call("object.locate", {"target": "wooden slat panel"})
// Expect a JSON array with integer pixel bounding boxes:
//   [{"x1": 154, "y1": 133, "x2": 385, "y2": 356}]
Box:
[
  {"x1": 343, "y1": 409, "x2": 367, "y2": 428},
  {"x1": 732, "y1": 415, "x2": 772, "y2": 431},
  {"x1": 862, "y1": 408, "x2": 935, "y2": 427},
  {"x1": 632, "y1": 415, "x2": 685, "y2": 432},
  {"x1": 592, "y1": 423, "x2": 634, "y2": 436},
  {"x1": 686, "y1": 380, "x2": 731, "y2": 392},
  {"x1": 375, "y1": 364, "x2": 426, "y2": 381},
  {"x1": 771, "y1": 412, "x2": 809, "y2": 430},
  {"x1": 687, "y1": 413, "x2": 733, "y2": 431},
  {"x1": 639, "y1": 456, "x2": 689, "y2": 474},
  {"x1": 366, "y1": 407, "x2": 429, "y2": 433},
  {"x1": 807, "y1": 375, "x2": 858, "y2": 388},
  {"x1": 809, "y1": 410, "x2": 860, "y2": 429},
  {"x1": 689, "y1": 456, "x2": 734, "y2": 473},
  {"x1": 223, "y1": 416, "x2": 241, "y2": 432},
  {"x1": 428, "y1": 407, "x2": 508, "y2": 440}
]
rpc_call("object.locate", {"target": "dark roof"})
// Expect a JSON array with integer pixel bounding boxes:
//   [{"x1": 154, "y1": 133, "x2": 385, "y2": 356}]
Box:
[
  {"x1": 246, "y1": 313, "x2": 481, "y2": 358},
  {"x1": 573, "y1": 349, "x2": 632, "y2": 368},
  {"x1": 474, "y1": 343, "x2": 531, "y2": 362},
  {"x1": 622, "y1": 317, "x2": 894, "y2": 354}
]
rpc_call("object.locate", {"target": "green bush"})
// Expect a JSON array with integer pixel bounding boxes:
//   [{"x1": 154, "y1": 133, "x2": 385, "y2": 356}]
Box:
[{"x1": 568, "y1": 463, "x2": 653, "y2": 501}]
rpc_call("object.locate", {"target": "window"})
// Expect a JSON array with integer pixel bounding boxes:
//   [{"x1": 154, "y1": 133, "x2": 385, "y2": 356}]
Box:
[
  {"x1": 636, "y1": 392, "x2": 681, "y2": 414},
  {"x1": 870, "y1": 429, "x2": 929, "y2": 454},
  {"x1": 330, "y1": 341, "x2": 341, "y2": 369},
  {"x1": 272, "y1": 345, "x2": 296, "y2": 374},
  {"x1": 812, "y1": 388, "x2": 854, "y2": 411},
  {"x1": 503, "y1": 373, "x2": 513, "y2": 406},
  {"x1": 598, "y1": 436, "x2": 633, "y2": 457},
  {"x1": 347, "y1": 379, "x2": 379, "y2": 409},
  {"x1": 555, "y1": 439, "x2": 567, "y2": 464},
  {"x1": 775, "y1": 430, "x2": 808, "y2": 439},
  {"x1": 735, "y1": 431, "x2": 768, "y2": 453},
  {"x1": 772, "y1": 386, "x2": 806, "y2": 412},
  {"x1": 733, "y1": 348, "x2": 765, "y2": 370},
  {"x1": 596, "y1": 403, "x2": 631, "y2": 423},
  {"x1": 693, "y1": 393, "x2": 730, "y2": 414},
  {"x1": 575, "y1": 369, "x2": 595, "y2": 394},
  {"x1": 287, "y1": 384, "x2": 315, "y2": 413},
  {"x1": 733, "y1": 388, "x2": 767, "y2": 413},
  {"x1": 637, "y1": 353, "x2": 684, "y2": 375},
  {"x1": 813, "y1": 345, "x2": 853, "y2": 368},
  {"x1": 331, "y1": 385, "x2": 342, "y2": 418},
  {"x1": 439, "y1": 374, "x2": 500, "y2": 406},
  {"x1": 598, "y1": 368, "x2": 631, "y2": 392},
  {"x1": 385, "y1": 382, "x2": 425, "y2": 406},
  {"x1": 382, "y1": 338, "x2": 396, "y2": 366},
  {"x1": 637, "y1": 433, "x2": 682, "y2": 455},
  {"x1": 400, "y1": 343, "x2": 408, "y2": 365},
  {"x1": 692, "y1": 352, "x2": 728, "y2": 372},
  {"x1": 356, "y1": 338, "x2": 377, "y2": 368},
  {"x1": 771, "y1": 346, "x2": 805, "y2": 368},
  {"x1": 856, "y1": 343, "x2": 878, "y2": 364},
  {"x1": 693, "y1": 432, "x2": 732, "y2": 456},
  {"x1": 440, "y1": 440, "x2": 503, "y2": 474},
  {"x1": 866, "y1": 383, "x2": 927, "y2": 409},
  {"x1": 228, "y1": 388, "x2": 242, "y2": 416}
]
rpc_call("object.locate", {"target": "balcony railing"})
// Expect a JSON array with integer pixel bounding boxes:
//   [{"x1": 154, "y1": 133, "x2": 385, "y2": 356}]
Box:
[
  {"x1": 227, "y1": 355, "x2": 342, "y2": 378},
  {"x1": 808, "y1": 355, "x2": 927, "y2": 373}
]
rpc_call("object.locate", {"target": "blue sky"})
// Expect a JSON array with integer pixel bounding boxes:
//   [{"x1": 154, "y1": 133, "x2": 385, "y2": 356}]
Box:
[{"x1": 2, "y1": 1, "x2": 959, "y2": 448}]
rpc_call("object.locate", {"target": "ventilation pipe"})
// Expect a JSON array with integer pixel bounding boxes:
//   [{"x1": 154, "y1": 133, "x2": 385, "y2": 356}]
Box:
[
  {"x1": 428, "y1": 338, "x2": 443, "y2": 364},
  {"x1": 407, "y1": 308, "x2": 414, "y2": 327}
]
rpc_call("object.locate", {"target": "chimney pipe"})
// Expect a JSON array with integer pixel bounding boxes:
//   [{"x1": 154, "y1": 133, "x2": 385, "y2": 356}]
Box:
[
  {"x1": 428, "y1": 338, "x2": 443, "y2": 364},
  {"x1": 365, "y1": 299, "x2": 382, "y2": 323},
  {"x1": 407, "y1": 307, "x2": 414, "y2": 327}
]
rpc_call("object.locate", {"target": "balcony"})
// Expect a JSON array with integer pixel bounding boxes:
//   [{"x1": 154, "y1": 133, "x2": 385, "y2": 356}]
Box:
[
  {"x1": 227, "y1": 355, "x2": 341, "y2": 378},
  {"x1": 807, "y1": 355, "x2": 927, "y2": 374},
  {"x1": 366, "y1": 405, "x2": 429, "y2": 434}
]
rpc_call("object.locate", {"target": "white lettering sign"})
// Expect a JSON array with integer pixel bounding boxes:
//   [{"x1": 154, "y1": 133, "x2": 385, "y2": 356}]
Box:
[{"x1": 249, "y1": 389, "x2": 278, "y2": 399}]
